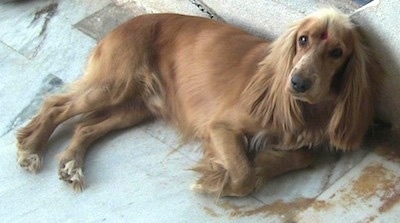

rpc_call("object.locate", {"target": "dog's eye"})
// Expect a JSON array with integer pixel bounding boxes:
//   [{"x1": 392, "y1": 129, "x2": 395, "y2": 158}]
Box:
[
  {"x1": 298, "y1": 35, "x2": 308, "y2": 47},
  {"x1": 329, "y1": 48, "x2": 343, "y2": 59}
]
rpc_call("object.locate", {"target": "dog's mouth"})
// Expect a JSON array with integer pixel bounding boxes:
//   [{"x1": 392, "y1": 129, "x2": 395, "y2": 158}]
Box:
[
  {"x1": 287, "y1": 88, "x2": 318, "y2": 104},
  {"x1": 290, "y1": 89, "x2": 335, "y2": 105},
  {"x1": 292, "y1": 94, "x2": 314, "y2": 104}
]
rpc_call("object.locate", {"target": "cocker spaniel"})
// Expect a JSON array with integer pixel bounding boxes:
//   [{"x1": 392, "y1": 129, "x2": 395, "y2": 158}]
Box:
[{"x1": 17, "y1": 8, "x2": 381, "y2": 197}]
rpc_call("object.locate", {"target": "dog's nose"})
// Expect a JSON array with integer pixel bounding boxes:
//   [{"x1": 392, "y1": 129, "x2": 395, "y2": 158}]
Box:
[{"x1": 291, "y1": 75, "x2": 312, "y2": 93}]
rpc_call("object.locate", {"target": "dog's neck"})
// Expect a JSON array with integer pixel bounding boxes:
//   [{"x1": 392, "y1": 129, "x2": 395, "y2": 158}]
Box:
[{"x1": 301, "y1": 99, "x2": 336, "y2": 129}]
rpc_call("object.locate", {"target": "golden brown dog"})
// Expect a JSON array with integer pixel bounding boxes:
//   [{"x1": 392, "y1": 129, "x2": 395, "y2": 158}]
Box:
[{"x1": 17, "y1": 8, "x2": 381, "y2": 197}]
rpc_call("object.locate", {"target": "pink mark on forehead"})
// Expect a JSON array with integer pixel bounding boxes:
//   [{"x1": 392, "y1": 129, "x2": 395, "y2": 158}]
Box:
[{"x1": 321, "y1": 31, "x2": 328, "y2": 40}]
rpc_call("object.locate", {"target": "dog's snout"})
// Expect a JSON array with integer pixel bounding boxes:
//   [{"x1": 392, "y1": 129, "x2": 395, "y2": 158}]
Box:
[{"x1": 291, "y1": 75, "x2": 312, "y2": 93}]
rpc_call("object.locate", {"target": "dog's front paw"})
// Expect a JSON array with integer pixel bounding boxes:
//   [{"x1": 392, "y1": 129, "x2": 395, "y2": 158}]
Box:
[
  {"x1": 58, "y1": 159, "x2": 85, "y2": 192},
  {"x1": 17, "y1": 151, "x2": 43, "y2": 173},
  {"x1": 192, "y1": 163, "x2": 258, "y2": 197}
]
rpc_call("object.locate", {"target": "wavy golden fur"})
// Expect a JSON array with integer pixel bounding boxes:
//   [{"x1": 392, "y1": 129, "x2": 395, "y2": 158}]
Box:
[{"x1": 17, "y1": 8, "x2": 381, "y2": 197}]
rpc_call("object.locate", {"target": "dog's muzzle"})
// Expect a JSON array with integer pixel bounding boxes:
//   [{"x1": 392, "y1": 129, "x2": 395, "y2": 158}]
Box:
[{"x1": 291, "y1": 75, "x2": 312, "y2": 93}]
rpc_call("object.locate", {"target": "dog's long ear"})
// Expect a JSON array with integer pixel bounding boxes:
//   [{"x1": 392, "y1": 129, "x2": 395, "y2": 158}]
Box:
[
  {"x1": 328, "y1": 28, "x2": 378, "y2": 150},
  {"x1": 243, "y1": 20, "x2": 304, "y2": 129},
  {"x1": 266, "y1": 20, "x2": 301, "y2": 77}
]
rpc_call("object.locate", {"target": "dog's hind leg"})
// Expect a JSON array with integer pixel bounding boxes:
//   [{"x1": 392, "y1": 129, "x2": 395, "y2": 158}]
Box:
[
  {"x1": 57, "y1": 101, "x2": 153, "y2": 191},
  {"x1": 16, "y1": 83, "x2": 137, "y2": 172},
  {"x1": 17, "y1": 93, "x2": 75, "y2": 172}
]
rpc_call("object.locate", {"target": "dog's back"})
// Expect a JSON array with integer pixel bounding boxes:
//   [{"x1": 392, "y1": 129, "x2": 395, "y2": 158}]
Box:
[{"x1": 83, "y1": 14, "x2": 269, "y2": 137}]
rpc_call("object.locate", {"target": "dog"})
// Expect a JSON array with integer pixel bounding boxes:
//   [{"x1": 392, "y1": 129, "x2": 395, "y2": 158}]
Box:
[{"x1": 16, "y1": 8, "x2": 382, "y2": 197}]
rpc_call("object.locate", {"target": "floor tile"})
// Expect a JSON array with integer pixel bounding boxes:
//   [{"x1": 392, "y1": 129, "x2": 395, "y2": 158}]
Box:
[
  {"x1": 117, "y1": 0, "x2": 208, "y2": 18},
  {"x1": 56, "y1": 0, "x2": 112, "y2": 24},
  {"x1": 292, "y1": 153, "x2": 400, "y2": 222},
  {"x1": 248, "y1": 150, "x2": 368, "y2": 221},
  {"x1": 0, "y1": 1, "x2": 99, "y2": 82},
  {"x1": 1, "y1": 73, "x2": 64, "y2": 137},
  {"x1": 0, "y1": 0, "x2": 56, "y2": 58},
  {"x1": 75, "y1": 2, "x2": 146, "y2": 41},
  {"x1": 0, "y1": 42, "x2": 50, "y2": 135},
  {"x1": 276, "y1": 0, "x2": 366, "y2": 14}
]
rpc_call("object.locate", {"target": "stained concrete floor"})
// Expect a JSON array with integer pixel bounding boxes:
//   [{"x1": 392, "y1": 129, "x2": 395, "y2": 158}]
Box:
[{"x1": 1, "y1": 0, "x2": 399, "y2": 222}]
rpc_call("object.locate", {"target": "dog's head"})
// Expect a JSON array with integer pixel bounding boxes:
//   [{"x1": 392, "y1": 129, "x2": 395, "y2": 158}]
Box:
[
  {"x1": 244, "y1": 8, "x2": 379, "y2": 149},
  {"x1": 285, "y1": 9, "x2": 359, "y2": 104},
  {"x1": 268, "y1": 8, "x2": 378, "y2": 149}
]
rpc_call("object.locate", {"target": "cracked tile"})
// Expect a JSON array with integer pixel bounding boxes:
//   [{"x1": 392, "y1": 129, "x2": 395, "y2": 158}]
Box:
[
  {"x1": 0, "y1": 0, "x2": 55, "y2": 58},
  {"x1": 188, "y1": 0, "x2": 223, "y2": 20},
  {"x1": 31, "y1": 2, "x2": 58, "y2": 36},
  {"x1": 0, "y1": 1, "x2": 99, "y2": 82}
]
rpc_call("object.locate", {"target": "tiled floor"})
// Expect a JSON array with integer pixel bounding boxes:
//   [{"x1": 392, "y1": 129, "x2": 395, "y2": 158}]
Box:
[{"x1": 0, "y1": 0, "x2": 399, "y2": 222}]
